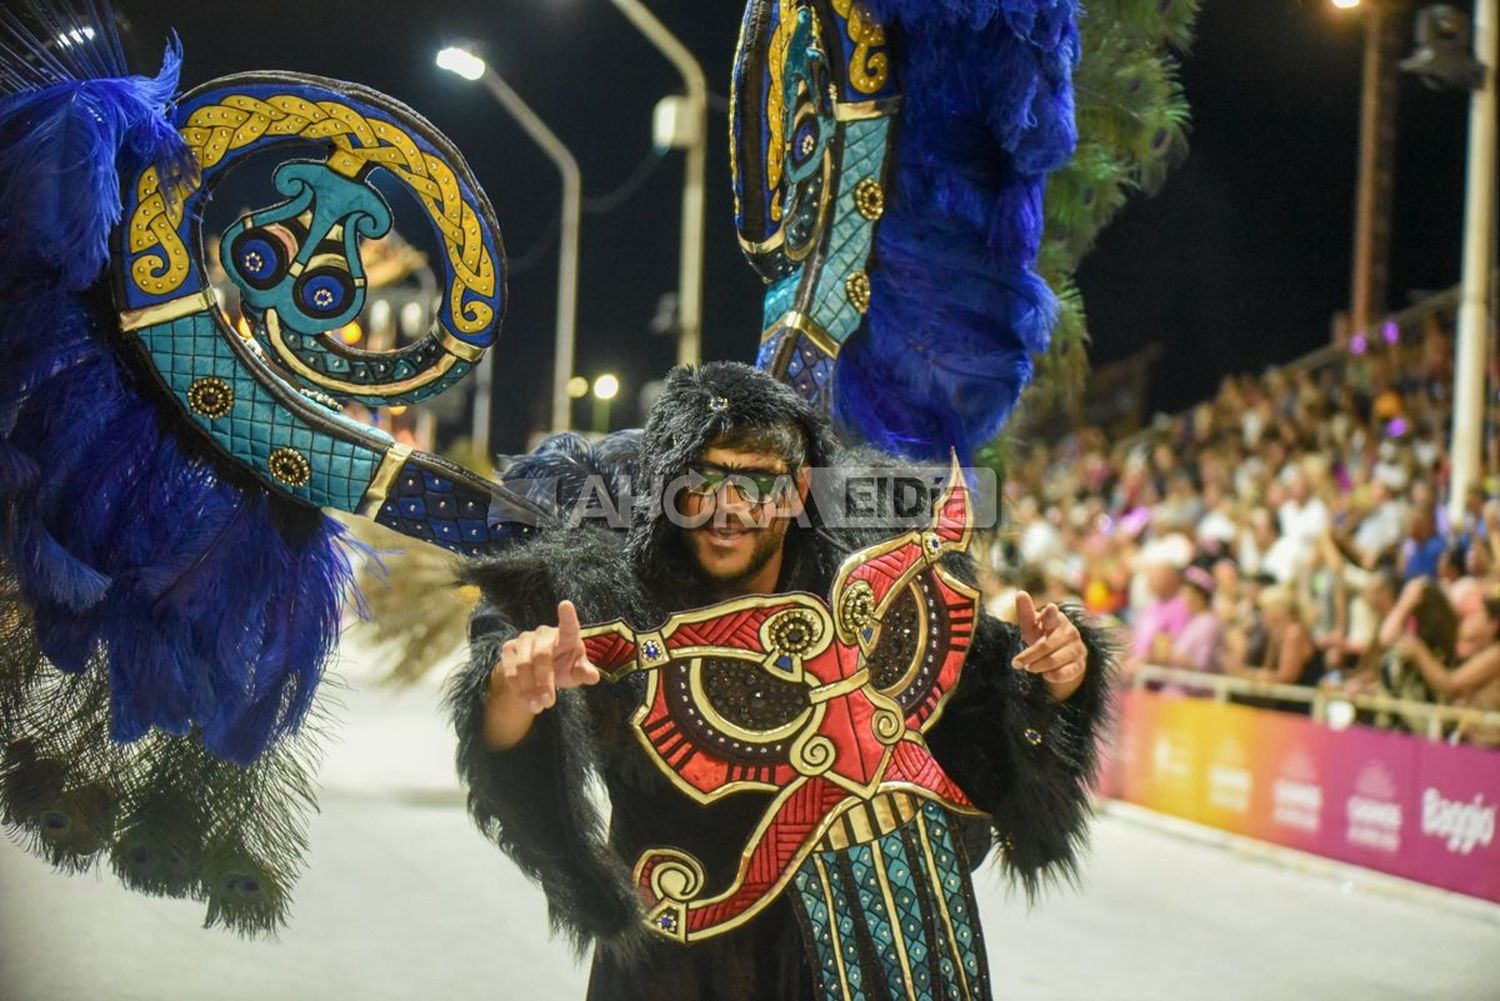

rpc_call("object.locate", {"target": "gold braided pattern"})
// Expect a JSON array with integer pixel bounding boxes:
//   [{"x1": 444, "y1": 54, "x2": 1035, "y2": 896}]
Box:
[
  {"x1": 763, "y1": 0, "x2": 798, "y2": 222},
  {"x1": 127, "y1": 94, "x2": 496, "y2": 336}
]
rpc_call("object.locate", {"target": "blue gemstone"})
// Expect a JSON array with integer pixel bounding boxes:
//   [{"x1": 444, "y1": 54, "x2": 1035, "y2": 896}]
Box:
[
  {"x1": 301, "y1": 273, "x2": 346, "y2": 314},
  {"x1": 238, "y1": 237, "x2": 277, "y2": 279}
]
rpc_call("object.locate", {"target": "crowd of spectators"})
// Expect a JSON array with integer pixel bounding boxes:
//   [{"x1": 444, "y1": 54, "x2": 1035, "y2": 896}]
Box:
[{"x1": 986, "y1": 319, "x2": 1500, "y2": 747}]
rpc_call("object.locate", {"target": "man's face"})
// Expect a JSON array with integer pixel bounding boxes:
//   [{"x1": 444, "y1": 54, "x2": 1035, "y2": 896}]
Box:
[{"x1": 676, "y1": 445, "x2": 808, "y2": 593}]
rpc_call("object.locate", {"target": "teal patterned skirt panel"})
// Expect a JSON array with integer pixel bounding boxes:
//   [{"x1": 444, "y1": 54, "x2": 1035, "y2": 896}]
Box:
[{"x1": 792, "y1": 800, "x2": 991, "y2": 1001}]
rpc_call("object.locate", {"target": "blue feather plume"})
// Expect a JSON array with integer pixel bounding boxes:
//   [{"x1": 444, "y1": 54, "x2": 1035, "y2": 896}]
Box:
[
  {"x1": 0, "y1": 9, "x2": 354, "y2": 766},
  {"x1": 833, "y1": 0, "x2": 1080, "y2": 461},
  {"x1": 0, "y1": 17, "x2": 193, "y2": 290}
]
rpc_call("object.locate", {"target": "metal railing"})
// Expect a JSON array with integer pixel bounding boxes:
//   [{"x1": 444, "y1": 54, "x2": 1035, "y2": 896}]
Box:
[{"x1": 1130, "y1": 663, "x2": 1500, "y2": 743}]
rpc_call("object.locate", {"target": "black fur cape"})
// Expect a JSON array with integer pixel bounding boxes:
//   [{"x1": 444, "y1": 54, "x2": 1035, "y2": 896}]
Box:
[{"x1": 447, "y1": 363, "x2": 1113, "y2": 999}]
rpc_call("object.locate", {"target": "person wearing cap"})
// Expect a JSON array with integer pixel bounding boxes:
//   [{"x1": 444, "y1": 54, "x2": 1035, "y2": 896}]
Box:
[{"x1": 1164, "y1": 563, "x2": 1224, "y2": 675}]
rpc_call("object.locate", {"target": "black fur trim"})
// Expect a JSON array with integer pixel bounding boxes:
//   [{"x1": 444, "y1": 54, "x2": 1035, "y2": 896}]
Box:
[
  {"x1": 926, "y1": 606, "x2": 1116, "y2": 900},
  {"x1": 458, "y1": 523, "x2": 639, "y2": 628},
  {"x1": 446, "y1": 608, "x2": 648, "y2": 959},
  {"x1": 451, "y1": 522, "x2": 652, "y2": 957}
]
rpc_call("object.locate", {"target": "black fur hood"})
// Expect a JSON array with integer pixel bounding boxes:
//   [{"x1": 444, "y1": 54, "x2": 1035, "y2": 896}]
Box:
[{"x1": 625, "y1": 361, "x2": 846, "y2": 610}]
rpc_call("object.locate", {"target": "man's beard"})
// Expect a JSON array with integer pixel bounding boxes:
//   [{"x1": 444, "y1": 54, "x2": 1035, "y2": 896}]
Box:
[{"x1": 699, "y1": 522, "x2": 788, "y2": 595}]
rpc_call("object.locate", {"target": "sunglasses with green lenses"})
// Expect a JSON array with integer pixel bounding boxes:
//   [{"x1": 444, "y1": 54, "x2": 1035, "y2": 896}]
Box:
[{"x1": 684, "y1": 461, "x2": 795, "y2": 505}]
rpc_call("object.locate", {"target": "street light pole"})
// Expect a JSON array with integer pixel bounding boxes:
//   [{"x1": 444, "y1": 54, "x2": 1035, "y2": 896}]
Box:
[
  {"x1": 477, "y1": 68, "x2": 583, "y2": 434},
  {"x1": 1350, "y1": 0, "x2": 1406, "y2": 341},
  {"x1": 592, "y1": 373, "x2": 620, "y2": 435},
  {"x1": 438, "y1": 47, "x2": 582, "y2": 436},
  {"x1": 1448, "y1": 0, "x2": 1498, "y2": 525},
  {"x1": 609, "y1": 0, "x2": 706, "y2": 367}
]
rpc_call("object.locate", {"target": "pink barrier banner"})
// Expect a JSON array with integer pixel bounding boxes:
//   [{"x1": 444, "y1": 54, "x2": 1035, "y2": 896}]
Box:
[
  {"x1": 1412, "y1": 740, "x2": 1500, "y2": 901},
  {"x1": 1105, "y1": 690, "x2": 1500, "y2": 904},
  {"x1": 1318, "y1": 725, "x2": 1421, "y2": 882}
]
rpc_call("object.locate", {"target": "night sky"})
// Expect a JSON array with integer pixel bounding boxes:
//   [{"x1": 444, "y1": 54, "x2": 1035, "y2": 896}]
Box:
[{"x1": 124, "y1": 0, "x2": 1474, "y2": 448}]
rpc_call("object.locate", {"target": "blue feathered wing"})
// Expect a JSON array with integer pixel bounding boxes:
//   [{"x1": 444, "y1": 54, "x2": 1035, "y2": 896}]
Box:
[{"x1": 0, "y1": 6, "x2": 551, "y2": 933}]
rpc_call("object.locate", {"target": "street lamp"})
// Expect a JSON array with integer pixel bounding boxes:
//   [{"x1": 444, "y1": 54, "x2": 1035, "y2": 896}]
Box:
[
  {"x1": 436, "y1": 45, "x2": 582, "y2": 436},
  {"x1": 592, "y1": 373, "x2": 620, "y2": 434},
  {"x1": 608, "y1": 0, "x2": 706, "y2": 366},
  {"x1": 435, "y1": 46, "x2": 485, "y2": 80}
]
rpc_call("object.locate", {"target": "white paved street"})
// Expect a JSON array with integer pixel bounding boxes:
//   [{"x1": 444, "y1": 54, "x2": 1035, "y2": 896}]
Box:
[{"x1": 2, "y1": 648, "x2": 1497, "y2": 1001}]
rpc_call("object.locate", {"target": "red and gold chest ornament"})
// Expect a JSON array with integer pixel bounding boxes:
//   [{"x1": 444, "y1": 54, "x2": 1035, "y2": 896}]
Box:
[{"x1": 580, "y1": 456, "x2": 984, "y2": 943}]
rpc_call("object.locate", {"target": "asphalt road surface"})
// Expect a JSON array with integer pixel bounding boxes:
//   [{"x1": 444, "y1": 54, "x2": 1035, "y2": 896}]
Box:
[{"x1": 2, "y1": 656, "x2": 1496, "y2": 1001}]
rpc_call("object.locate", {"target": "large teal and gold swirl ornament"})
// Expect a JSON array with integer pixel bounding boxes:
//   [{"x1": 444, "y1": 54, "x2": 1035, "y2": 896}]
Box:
[
  {"x1": 113, "y1": 73, "x2": 544, "y2": 556},
  {"x1": 731, "y1": 0, "x2": 900, "y2": 409}
]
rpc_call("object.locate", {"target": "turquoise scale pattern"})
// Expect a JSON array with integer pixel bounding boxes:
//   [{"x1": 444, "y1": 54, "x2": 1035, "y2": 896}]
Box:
[
  {"x1": 762, "y1": 271, "x2": 802, "y2": 330},
  {"x1": 806, "y1": 118, "x2": 890, "y2": 345},
  {"x1": 793, "y1": 862, "x2": 869, "y2": 1001},
  {"x1": 922, "y1": 801, "x2": 984, "y2": 988},
  {"x1": 789, "y1": 806, "x2": 993, "y2": 1001},
  {"x1": 848, "y1": 842, "x2": 910, "y2": 998},
  {"x1": 878, "y1": 831, "x2": 938, "y2": 1001},
  {"x1": 136, "y1": 312, "x2": 389, "y2": 512}
]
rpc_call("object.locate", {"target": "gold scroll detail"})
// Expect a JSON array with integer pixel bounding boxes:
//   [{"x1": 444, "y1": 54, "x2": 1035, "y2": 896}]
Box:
[{"x1": 831, "y1": 0, "x2": 889, "y2": 94}]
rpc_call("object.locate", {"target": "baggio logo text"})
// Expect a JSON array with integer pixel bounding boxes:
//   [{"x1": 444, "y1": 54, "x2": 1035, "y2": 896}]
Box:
[{"x1": 1420, "y1": 789, "x2": 1496, "y2": 856}]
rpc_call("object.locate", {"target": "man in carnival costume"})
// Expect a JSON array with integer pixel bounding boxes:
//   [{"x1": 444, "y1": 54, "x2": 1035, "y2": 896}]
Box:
[
  {"x1": 442, "y1": 0, "x2": 1148, "y2": 991},
  {"x1": 448, "y1": 361, "x2": 1110, "y2": 1001}
]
